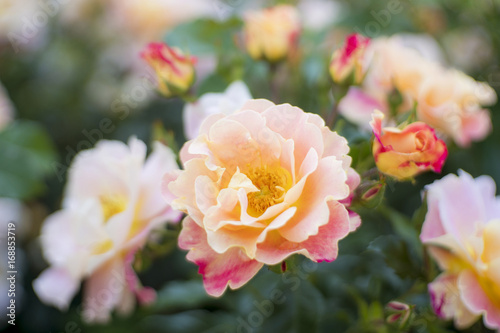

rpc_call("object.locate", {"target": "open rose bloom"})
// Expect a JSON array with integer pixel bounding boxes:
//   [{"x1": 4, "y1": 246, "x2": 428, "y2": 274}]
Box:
[
  {"x1": 370, "y1": 110, "x2": 447, "y2": 181},
  {"x1": 163, "y1": 99, "x2": 360, "y2": 296},
  {"x1": 33, "y1": 138, "x2": 181, "y2": 323},
  {"x1": 421, "y1": 170, "x2": 500, "y2": 330}
]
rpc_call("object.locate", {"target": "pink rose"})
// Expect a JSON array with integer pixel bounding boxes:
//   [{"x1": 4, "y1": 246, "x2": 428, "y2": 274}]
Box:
[
  {"x1": 0, "y1": 81, "x2": 14, "y2": 131},
  {"x1": 33, "y1": 138, "x2": 181, "y2": 323},
  {"x1": 163, "y1": 99, "x2": 360, "y2": 296},
  {"x1": 420, "y1": 170, "x2": 500, "y2": 330}
]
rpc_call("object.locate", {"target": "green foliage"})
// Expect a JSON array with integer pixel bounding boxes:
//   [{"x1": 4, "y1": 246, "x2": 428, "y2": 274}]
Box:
[
  {"x1": 164, "y1": 18, "x2": 243, "y2": 56},
  {"x1": 0, "y1": 121, "x2": 57, "y2": 199}
]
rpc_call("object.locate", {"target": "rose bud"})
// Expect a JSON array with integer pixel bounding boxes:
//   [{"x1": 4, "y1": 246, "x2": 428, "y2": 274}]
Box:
[
  {"x1": 370, "y1": 110, "x2": 448, "y2": 181},
  {"x1": 141, "y1": 42, "x2": 196, "y2": 98},
  {"x1": 329, "y1": 33, "x2": 370, "y2": 85},
  {"x1": 243, "y1": 5, "x2": 301, "y2": 63},
  {"x1": 386, "y1": 301, "x2": 412, "y2": 327}
]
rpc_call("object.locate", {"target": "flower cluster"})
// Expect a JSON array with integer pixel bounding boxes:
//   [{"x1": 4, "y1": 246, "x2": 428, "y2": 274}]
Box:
[
  {"x1": 23, "y1": 3, "x2": 500, "y2": 331},
  {"x1": 336, "y1": 35, "x2": 497, "y2": 147}
]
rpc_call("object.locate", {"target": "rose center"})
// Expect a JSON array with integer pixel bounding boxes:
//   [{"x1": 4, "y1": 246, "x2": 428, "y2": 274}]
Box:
[
  {"x1": 99, "y1": 195, "x2": 127, "y2": 221},
  {"x1": 246, "y1": 166, "x2": 292, "y2": 217}
]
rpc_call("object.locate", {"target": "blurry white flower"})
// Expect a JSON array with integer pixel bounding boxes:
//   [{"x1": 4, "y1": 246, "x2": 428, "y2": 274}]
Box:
[
  {"x1": 0, "y1": 0, "x2": 48, "y2": 51},
  {"x1": 298, "y1": 0, "x2": 342, "y2": 31},
  {"x1": 183, "y1": 81, "x2": 252, "y2": 140},
  {"x1": 33, "y1": 138, "x2": 181, "y2": 323}
]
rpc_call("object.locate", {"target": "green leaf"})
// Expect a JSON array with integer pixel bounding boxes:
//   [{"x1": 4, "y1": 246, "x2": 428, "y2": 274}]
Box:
[
  {"x1": 164, "y1": 18, "x2": 243, "y2": 56},
  {"x1": 152, "y1": 280, "x2": 213, "y2": 312},
  {"x1": 368, "y1": 235, "x2": 423, "y2": 280},
  {"x1": 0, "y1": 120, "x2": 57, "y2": 199},
  {"x1": 290, "y1": 279, "x2": 325, "y2": 333}
]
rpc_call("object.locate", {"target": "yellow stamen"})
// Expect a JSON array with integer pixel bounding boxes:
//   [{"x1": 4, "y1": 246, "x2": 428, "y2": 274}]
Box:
[
  {"x1": 246, "y1": 166, "x2": 292, "y2": 217},
  {"x1": 99, "y1": 195, "x2": 127, "y2": 221}
]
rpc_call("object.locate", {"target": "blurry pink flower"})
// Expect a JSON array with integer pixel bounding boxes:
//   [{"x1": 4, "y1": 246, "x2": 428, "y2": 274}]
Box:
[
  {"x1": 163, "y1": 99, "x2": 360, "y2": 296},
  {"x1": 33, "y1": 138, "x2": 181, "y2": 323},
  {"x1": 420, "y1": 170, "x2": 500, "y2": 330},
  {"x1": 417, "y1": 70, "x2": 496, "y2": 147},
  {"x1": 329, "y1": 33, "x2": 370, "y2": 85},
  {"x1": 370, "y1": 110, "x2": 447, "y2": 181},
  {"x1": 0, "y1": 82, "x2": 14, "y2": 131},
  {"x1": 243, "y1": 5, "x2": 301, "y2": 62},
  {"x1": 183, "y1": 81, "x2": 252, "y2": 140},
  {"x1": 338, "y1": 87, "x2": 386, "y2": 131}
]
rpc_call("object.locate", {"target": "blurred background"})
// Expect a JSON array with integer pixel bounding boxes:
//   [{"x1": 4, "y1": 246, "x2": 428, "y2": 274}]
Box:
[{"x1": 0, "y1": 0, "x2": 499, "y2": 332}]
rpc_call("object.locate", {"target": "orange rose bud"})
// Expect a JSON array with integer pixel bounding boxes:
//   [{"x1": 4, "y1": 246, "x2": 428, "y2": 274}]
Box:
[
  {"x1": 329, "y1": 33, "x2": 370, "y2": 85},
  {"x1": 243, "y1": 5, "x2": 301, "y2": 63},
  {"x1": 141, "y1": 42, "x2": 196, "y2": 98},
  {"x1": 370, "y1": 110, "x2": 448, "y2": 181}
]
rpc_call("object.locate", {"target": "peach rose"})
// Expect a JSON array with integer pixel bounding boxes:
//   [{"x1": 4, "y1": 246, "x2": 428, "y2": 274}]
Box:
[
  {"x1": 329, "y1": 33, "x2": 370, "y2": 85},
  {"x1": 420, "y1": 170, "x2": 500, "y2": 330},
  {"x1": 163, "y1": 99, "x2": 360, "y2": 296},
  {"x1": 141, "y1": 42, "x2": 196, "y2": 98},
  {"x1": 243, "y1": 5, "x2": 301, "y2": 62},
  {"x1": 33, "y1": 138, "x2": 181, "y2": 322},
  {"x1": 370, "y1": 110, "x2": 447, "y2": 181}
]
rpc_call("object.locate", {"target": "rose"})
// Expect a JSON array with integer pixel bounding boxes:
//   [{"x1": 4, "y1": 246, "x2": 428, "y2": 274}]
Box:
[
  {"x1": 243, "y1": 5, "x2": 301, "y2": 63},
  {"x1": 329, "y1": 33, "x2": 370, "y2": 85},
  {"x1": 33, "y1": 138, "x2": 181, "y2": 323},
  {"x1": 163, "y1": 99, "x2": 360, "y2": 296},
  {"x1": 370, "y1": 110, "x2": 447, "y2": 181},
  {"x1": 141, "y1": 42, "x2": 196, "y2": 98},
  {"x1": 416, "y1": 69, "x2": 496, "y2": 147},
  {"x1": 183, "y1": 81, "x2": 252, "y2": 140},
  {"x1": 420, "y1": 170, "x2": 500, "y2": 330}
]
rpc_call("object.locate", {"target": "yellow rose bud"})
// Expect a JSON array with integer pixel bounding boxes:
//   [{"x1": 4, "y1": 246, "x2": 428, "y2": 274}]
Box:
[
  {"x1": 141, "y1": 42, "x2": 196, "y2": 98},
  {"x1": 243, "y1": 5, "x2": 301, "y2": 63},
  {"x1": 370, "y1": 110, "x2": 448, "y2": 181},
  {"x1": 329, "y1": 33, "x2": 370, "y2": 85}
]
